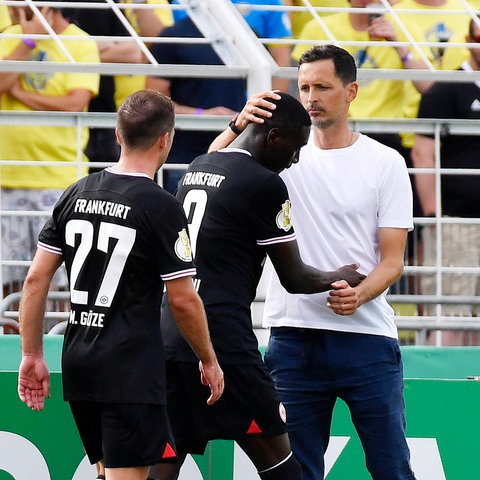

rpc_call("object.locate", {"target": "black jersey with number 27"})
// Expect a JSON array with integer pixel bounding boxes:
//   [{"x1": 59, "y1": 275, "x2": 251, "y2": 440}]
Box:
[{"x1": 38, "y1": 168, "x2": 196, "y2": 404}]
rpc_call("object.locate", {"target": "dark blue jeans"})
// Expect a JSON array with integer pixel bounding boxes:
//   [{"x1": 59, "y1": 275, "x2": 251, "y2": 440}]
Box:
[{"x1": 265, "y1": 327, "x2": 416, "y2": 480}]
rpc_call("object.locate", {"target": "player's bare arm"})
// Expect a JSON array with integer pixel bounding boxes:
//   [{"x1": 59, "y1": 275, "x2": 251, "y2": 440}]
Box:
[
  {"x1": 166, "y1": 276, "x2": 224, "y2": 405},
  {"x1": 267, "y1": 240, "x2": 365, "y2": 294},
  {"x1": 18, "y1": 249, "x2": 63, "y2": 410}
]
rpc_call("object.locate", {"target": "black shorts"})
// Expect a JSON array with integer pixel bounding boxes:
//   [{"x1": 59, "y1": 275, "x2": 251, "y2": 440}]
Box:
[
  {"x1": 69, "y1": 401, "x2": 177, "y2": 468},
  {"x1": 166, "y1": 361, "x2": 287, "y2": 454}
]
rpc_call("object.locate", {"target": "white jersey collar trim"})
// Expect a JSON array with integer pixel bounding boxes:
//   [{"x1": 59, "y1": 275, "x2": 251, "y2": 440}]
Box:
[
  {"x1": 106, "y1": 167, "x2": 151, "y2": 179},
  {"x1": 218, "y1": 147, "x2": 252, "y2": 156}
]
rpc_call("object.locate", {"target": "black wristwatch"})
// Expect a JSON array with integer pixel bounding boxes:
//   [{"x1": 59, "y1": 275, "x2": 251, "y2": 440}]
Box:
[{"x1": 229, "y1": 113, "x2": 243, "y2": 135}]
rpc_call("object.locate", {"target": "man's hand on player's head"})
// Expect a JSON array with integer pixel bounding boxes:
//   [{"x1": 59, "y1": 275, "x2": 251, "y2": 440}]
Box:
[{"x1": 234, "y1": 90, "x2": 281, "y2": 132}]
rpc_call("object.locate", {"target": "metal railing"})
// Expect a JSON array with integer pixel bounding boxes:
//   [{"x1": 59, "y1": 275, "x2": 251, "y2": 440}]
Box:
[
  {"x1": 2, "y1": 0, "x2": 480, "y2": 344},
  {"x1": 1, "y1": 111, "x2": 479, "y2": 344}
]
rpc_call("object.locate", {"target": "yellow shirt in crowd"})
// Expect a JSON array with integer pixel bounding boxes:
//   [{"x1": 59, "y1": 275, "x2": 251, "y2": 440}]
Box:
[
  {"x1": 0, "y1": 4, "x2": 11, "y2": 31},
  {"x1": 0, "y1": 24, "x2": 100, "y2": 189},
  {"x1": 393, "y1": 0, "x2": 472, "y2": 69},
  {"x1": 114, "y1": 0, "x2": 174, "y2": 110},
  {"x1": 289, "y1": 0, "x2": 350, "y2": 38},
  {"x1": 292, "y1": 11, "x2": 430, "y2": 121}
]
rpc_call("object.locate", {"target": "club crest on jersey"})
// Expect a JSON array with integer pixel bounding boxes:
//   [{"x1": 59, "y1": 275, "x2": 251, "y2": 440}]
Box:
[
  {"x1": 276, "y1": 200, "x2": 292, "y2": 231},
  {"x1": 175, "y1": 229, "x2": 193, "y2": 262},
  {"x1": 279, "y1": 402, "x2": 287, "y2": 423}
]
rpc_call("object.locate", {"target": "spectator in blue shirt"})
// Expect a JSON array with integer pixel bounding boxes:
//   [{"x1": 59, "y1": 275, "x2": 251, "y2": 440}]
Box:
[
  {"x1": 146, "y1": 15, "x2": 247, "y2": 193},
  {"x1": 172, "y1": 0, "x2": 292, "y2": 91}
]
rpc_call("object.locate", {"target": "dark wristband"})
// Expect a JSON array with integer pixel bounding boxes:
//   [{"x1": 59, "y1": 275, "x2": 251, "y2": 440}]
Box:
[{"x1": 229, "y1": 113, "x2": 243, "y2": 135}]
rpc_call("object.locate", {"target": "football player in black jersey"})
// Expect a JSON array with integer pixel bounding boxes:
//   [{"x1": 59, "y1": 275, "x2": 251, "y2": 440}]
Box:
[
  {"x1": 17, "y1": 90, "x2": 224, "y2": 480},
  {"x1": 149, "y1": 92, "x2": 364, "y2": 480}
]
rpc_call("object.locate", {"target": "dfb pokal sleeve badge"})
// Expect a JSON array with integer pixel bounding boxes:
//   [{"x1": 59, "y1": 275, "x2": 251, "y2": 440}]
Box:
[
  {"x1": 276, "y1": 200, "x2": 292, "y2": 232},
  {"x1": 175, "y1": 229, "x2": 193, "y2": 262}
]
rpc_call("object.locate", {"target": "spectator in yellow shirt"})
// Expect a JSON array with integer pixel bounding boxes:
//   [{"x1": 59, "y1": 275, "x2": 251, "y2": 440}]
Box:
[
  {"x1": 114, "y1": 0, "x2": 174, "y2": 110},
  {"x1": 0, "y1": 3, "x2": 12, "y2": 31},
  {"x1": 0, "y1": 2, "x2": 99, "y2": 303},
  {"x1": 393, "y1": 0, "x2": 472, "y2": 69},
  {"x1": 283, "y1": 0, "x2": 350, "y2": 38}
]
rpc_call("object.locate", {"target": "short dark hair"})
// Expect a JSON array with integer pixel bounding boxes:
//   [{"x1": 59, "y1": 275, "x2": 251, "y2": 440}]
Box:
[
  {"x1": 260, "y1": 92, "x2": 311, "y2": 134},
  {"x1": 298, "y1": 44, "x2": 357, "y2": 85},
  {"x1": 117, "y1": 90, "x2": 175, "y2": 151}
]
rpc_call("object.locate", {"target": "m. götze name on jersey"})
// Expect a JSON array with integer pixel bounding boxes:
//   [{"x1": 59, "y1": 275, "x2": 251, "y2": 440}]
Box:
[{"x1": 69, "y1": 310, "x2": 105, "y2": 328}]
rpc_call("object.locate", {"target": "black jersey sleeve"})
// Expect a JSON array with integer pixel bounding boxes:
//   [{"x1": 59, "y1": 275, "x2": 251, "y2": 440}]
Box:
[
  {"x1": 146, "y1": 193, "x2": 197, "y2": 281},
  {"x1": 251, "y1": 174, "x2": 296, "y2": 247},
  {"x1": 37, "y1": 218, "x2": 63, "y2": 256},
  {"x1": 37, "y1": 182, "x2": 79, "y2": 254}
]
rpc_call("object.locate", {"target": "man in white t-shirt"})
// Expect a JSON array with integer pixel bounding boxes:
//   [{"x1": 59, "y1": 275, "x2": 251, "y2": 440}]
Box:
[{"x1": 209, "y1": 45, "x2": 415, "y2": 480}]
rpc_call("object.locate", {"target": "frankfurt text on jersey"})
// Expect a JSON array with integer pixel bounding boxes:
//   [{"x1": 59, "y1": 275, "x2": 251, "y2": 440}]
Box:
[
  {"x1": 182, "y1": 171, "x2": 226, "y2": 188},
  {"x1": 74, "y1": 199, "x2": 131, "y2": 219}
]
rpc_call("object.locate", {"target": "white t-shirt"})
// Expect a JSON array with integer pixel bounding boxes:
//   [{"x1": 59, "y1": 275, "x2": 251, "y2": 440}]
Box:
[{"x1": 263, "y1": 133, "x2": 413, "y2": 339}]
